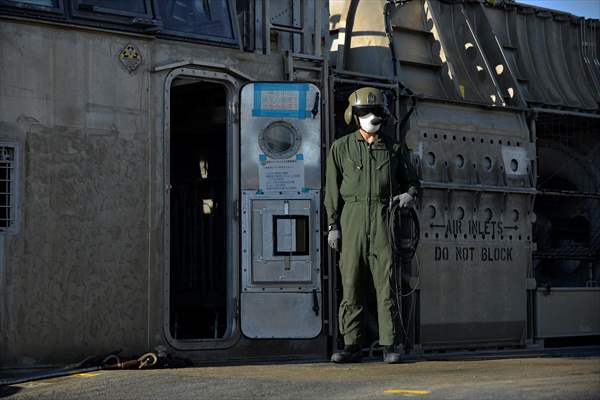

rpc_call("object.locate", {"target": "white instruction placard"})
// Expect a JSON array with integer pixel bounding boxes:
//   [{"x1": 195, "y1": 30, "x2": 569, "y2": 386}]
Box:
[
  {"x1": 260, "y1": 90, "x2": 300, "y2": 112},
  {"x1": 258, "y1": 155, "x2": 305, "y2": 193}
]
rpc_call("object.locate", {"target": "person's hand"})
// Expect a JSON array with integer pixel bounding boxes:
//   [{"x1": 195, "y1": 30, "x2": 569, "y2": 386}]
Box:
[
  {"x1": 393, "y1": 192, "x2": 415, "y2": 208},
  {"x1": 328, "y1": 227, "x2": 341, "y2": 252}
]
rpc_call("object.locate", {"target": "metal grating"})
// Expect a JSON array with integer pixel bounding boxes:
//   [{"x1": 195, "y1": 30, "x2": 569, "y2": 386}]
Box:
[
  {"x1": 536, "y1": 113, "x2": 600, "y2": 196},
  {"x1": 534, "y1": 113, "x2": 599, "y2": 286},
  {"x1": 0, "y1": 143, "x2": 18, "y2": 234}
]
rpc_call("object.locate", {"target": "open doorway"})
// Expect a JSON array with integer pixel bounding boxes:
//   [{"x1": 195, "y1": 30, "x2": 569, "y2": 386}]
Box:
[{"x1": 169, "y1": 79, "x2": 229, "y2": 340}]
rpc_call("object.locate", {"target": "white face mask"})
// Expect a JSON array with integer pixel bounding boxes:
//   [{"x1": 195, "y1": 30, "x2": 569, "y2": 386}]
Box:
[{"x1": 358, "y1": 113, "x2": 382, "y2": 133}]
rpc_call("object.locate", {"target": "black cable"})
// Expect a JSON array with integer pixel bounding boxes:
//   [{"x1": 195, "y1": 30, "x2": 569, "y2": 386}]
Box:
[
  {"x1": 387, "y1": 199, "x2": 420, "y2": 260},
  {"x1": 387, "y1": 196, "x2": 420, "y2": 349},
  {"x1": 384, "y1": 94, "x2": 420, "y2": 350},
  {"x1": 397, "y1": 94, "x2": 417, "y2": 135},
  {"x1": 383, "y1": 1, "x2": 399, "y2": 77}
]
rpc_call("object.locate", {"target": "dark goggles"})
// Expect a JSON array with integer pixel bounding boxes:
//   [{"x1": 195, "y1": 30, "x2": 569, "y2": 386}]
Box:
[{"x1": 353, "y1": 106, "x2": 385, "y2": 118}]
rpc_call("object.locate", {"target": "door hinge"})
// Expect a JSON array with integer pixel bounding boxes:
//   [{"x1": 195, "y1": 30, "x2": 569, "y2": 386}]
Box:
[
  {"x1": 234, "y1": 199, "x2": 240, "y2": 220},
  {"x1": 229, "y1": 102, "x2": 239, "y2": 121},
  {"x1": 233, "y1": 296, "x2": 240, "y2": 320}
]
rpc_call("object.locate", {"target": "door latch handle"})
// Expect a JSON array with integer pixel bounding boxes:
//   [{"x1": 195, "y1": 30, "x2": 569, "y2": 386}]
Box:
[
  {"x1": 311, "y1": 92, "x2": 320, "y2": 119},
  {"x1": 312, "y1": 289, "x2": 319, "y2": 316}
]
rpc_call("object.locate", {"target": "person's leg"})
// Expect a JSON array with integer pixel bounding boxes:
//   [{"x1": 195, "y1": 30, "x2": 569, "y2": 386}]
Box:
[
  {"x1": 369, "y1": 204, "x2": 395, "y2": 347},
  {"x1": 338, "y1": 203, "x2": 367, "y2": 347},
  {"x1": 369, "y1": 204, "x2": 403, "y2": 363}
]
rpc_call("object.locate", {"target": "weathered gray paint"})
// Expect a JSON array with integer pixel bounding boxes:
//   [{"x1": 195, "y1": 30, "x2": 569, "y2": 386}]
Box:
[
  {"x1": 536, "y1": 288, "x2": 600, "y2": 338},
  {"x1": 405, "y1": 102, "x2": 535, "y2": 348},
  {"x1": 1, "y1": 21, "x2": 151, "y2": 366},
  {"x1": 0, "y1": 18, "x2": 296, "y2": 367}
]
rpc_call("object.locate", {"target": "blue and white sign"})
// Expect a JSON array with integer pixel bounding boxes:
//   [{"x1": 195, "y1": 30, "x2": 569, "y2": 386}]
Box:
[{"x1": 252, "y1": 83, "x2": 310, "y2": 119}]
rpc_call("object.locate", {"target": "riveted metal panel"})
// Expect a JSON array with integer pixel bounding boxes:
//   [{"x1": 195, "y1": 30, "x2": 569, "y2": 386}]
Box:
[
  {"x1": 407, "y1": 101, "x2": 535, "y2": 349},
  {"x1": 239, "y1": 81, "x2": 322, "y2": 339},
  {"x1": 241, "y1": 292, "x2": 321, "y2": 339},
  {"x1": 536, "y1": 288, "x2": 600, "y2": 338},
  {"x1": 240, "y1": 190, "x2": 322, "y2": 339},
  {"x1": 240, "y1": 82, "x2": 321, "y2": 191},
  {"x1": 241, "y1": 190, "x2": 321, "y2": 292},
  {"x1": 250, "y1": 198, "x2": 313, "y2": 284}
]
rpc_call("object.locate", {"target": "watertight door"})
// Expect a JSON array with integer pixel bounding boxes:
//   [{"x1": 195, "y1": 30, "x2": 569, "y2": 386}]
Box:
[{"x1": 239, "y1": 82, "x2": 322, "y2": 339}]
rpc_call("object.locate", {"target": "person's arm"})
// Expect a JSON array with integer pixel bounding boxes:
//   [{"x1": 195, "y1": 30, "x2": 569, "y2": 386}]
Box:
[
  {"x1": 393, "y1": 143, "x2": 420, "y2": 207},
  {"x1": 324, "y1": 142, "x2": 342, "y2": 228}
]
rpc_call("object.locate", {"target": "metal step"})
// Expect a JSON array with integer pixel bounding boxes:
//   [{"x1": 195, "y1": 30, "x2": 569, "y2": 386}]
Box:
[{"x1": 398, "y1": 58, "x2": 442, "y2": 70}]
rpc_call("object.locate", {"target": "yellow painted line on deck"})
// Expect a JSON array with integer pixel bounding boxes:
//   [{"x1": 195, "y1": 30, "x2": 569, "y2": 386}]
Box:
[
  {"x1": 384, "y1": 389, "x2": 431, "y2": 395},
  {"x1": 75, "y1": 372, "x2": 99, "y2": 377}
]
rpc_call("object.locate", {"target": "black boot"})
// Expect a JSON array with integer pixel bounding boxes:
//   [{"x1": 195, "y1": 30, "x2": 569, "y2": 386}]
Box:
[
  {"x1": 331, "y1": 345, "x2": 362, "y2": 363},
  {"x1": 383, "y1": 346, "x2": 402, "y2": 364}
]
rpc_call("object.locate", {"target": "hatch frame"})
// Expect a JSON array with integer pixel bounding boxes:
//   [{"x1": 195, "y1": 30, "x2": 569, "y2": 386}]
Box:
[{"x1": 162, "y1": 66, "x2": 241, "y2": 350}]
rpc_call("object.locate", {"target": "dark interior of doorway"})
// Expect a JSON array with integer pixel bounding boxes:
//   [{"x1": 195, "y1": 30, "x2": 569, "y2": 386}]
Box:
[{"x1": 170, "y1": 79, "x2": 228, "y2": 340}]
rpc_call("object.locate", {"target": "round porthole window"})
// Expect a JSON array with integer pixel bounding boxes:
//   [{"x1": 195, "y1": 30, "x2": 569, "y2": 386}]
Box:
[{"x1": 258, "y1": 121, "x2": 302, "y2": 159}]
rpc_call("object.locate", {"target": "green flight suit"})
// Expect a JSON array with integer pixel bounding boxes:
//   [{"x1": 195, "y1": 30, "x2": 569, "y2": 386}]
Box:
[{"x1": 324, "y1": 130, "x2": 420, "y2": 346}]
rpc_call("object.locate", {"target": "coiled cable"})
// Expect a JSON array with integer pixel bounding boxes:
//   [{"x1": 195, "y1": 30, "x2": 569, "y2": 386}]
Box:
[
  {"x1": 387, "y1": 198, "x2": 420, "y2": 261},
  {"x1": 387, "y1": 198, "x2": 421, "y2": 348}
]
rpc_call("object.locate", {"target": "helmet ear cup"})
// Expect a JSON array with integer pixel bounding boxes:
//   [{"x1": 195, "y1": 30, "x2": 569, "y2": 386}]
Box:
[{"x1": 344, "y1": 105, "x2": 353, "y2": 125}]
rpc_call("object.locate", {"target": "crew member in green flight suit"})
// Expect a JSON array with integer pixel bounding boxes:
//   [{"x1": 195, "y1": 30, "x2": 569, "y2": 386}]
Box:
[{"x1": 325, "y1": 87, "x2": 420, "y2": 363}]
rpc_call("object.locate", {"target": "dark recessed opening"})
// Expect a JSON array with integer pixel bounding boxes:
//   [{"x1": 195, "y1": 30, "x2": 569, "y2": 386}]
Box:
[
  {"x1": 534, "y1": 113, "x2": 599, "y2": 288},
  {"x1": 169, "y1": 80, "x2": 228, "y2": 340}
]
